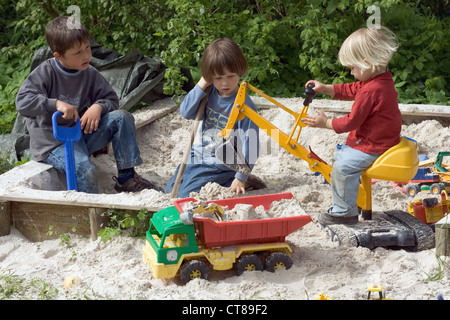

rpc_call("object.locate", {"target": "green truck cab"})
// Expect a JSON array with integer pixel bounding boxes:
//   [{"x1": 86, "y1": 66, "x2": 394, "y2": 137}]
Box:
[{"x1": 146, "y1": 206, "x2": 199, "y2": 265}]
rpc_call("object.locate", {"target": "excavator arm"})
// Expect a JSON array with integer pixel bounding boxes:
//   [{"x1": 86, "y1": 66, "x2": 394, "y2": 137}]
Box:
[{"x1": 217, "y1": 81, "x2": 332, "y2": 183}]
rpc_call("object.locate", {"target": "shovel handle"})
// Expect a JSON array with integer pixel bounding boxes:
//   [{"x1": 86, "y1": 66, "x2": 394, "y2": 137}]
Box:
[
  {"x1": 52, "y1": 111, "x2": 80, "y2": 191},
  {"x1": 63, "y1": 140, "x2": 78, "y2": 191},
  {"x1": 170, "y1": 86, "x2": 211, "y2": 198}
]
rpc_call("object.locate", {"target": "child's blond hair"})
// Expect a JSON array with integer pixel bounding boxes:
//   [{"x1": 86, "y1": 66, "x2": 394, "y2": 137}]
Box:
[{"x1": 338, "y1": 26, "x2": 398, "y2": 73}]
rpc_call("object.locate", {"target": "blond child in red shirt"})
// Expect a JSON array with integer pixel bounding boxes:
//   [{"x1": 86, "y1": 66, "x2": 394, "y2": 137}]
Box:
[{"x1": 303, "y1": 26, "x2": 400, "y2": 225}]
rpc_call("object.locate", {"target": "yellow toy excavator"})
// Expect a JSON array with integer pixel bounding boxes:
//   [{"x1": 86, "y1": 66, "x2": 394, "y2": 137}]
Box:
[
  {"x1": 216, "y1": 81, "x2": 419, "y2": 219},
  {"x1": 215, "y1": 81, "x2": 435, "y2": 251}
]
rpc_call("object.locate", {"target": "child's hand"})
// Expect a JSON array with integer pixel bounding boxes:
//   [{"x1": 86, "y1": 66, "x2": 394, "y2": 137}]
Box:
[
  {"x1": 305, "y1": 80, "x2": 335, "y2": 96},
  {"x1": 303, "y1": 110, "x2": 332, "y2": 129},
  {"x1": 198, "y1": 77, "x2": 212, "y2": 91},
  {"x1": 229, "y1": 178, "x2": 246, "y2": 195},
  {"x1": 80, "y1": 104, "x2": 102, "y2": 134},
  {"x1": 56, "y1": 100, "x2": 79, "y2": 122}
]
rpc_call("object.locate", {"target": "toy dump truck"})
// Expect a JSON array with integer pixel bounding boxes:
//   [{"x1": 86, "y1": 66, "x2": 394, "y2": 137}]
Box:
[
  {"x1": 142, "y1": 192, "x2": 312, "y2": 283},
  {"x1": 405, "y1": 152, "x2": 450, "y2": 198}
]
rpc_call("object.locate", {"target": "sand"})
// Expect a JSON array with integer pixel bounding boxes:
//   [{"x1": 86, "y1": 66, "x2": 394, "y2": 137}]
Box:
[{"x1": 0, "y1": 97, "x2": 449, "y2": 300}]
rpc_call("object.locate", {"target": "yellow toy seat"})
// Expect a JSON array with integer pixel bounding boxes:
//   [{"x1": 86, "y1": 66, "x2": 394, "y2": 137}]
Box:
[
  {"x1": 358, "y1": 136, "x2": 419, "y2": 215},
  {"x1": 365, "y1": 136, "x2": 419, "y2": 182}
]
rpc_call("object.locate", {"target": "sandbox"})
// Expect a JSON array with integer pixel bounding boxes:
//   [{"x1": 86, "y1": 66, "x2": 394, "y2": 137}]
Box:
[
  {"x1": 1, "y1": 96, "x2": 448, "y2": 243},
  {"x1": 1, "y1": 95, "x2": 449, "y2": 300}
]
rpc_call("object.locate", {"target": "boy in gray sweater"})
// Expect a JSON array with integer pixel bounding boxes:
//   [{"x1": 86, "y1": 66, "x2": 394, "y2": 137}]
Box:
[{"x1": 16, "y1": 16, "x2": 160, "y2": 193}]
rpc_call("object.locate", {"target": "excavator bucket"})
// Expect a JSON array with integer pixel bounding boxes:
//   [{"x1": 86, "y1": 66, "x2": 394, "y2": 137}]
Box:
[{"x1": 215, "y1": 134, "x2": 252, "y2": 175}]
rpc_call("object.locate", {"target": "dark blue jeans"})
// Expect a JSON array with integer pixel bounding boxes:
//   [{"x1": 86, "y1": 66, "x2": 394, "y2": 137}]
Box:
[
  {"x1": 44, "y1": 110, "x2": 143, "y2": 193},
  {"x1": 165, "y1": 153, "x2": 236, "y2": 198}
]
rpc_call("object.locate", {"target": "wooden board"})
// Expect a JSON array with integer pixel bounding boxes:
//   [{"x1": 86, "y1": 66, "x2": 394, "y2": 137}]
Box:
[
  {"x1": 312, "y1": 102, "x2": 450, "y2": 118},
  {"x1": 0, "y1": 201, "x2": 10, "y2": 237},
  {"x1": 10, "y1": 202, "x2": 108, "y2": 242},
  {"x1": 132, "y1": 97, "x2": 179, "y2": 129},
  {"x1": 251, "y1": 96, "x2": 450, "y2": 117},
  {"x1": 0, "y1": 160, "x2": 168, "y2": 241},
  {"x1": 0, "y1": 161, "x2": 166, "y2": 211},
  {"x1": 435, "y1": 216, "x2": 449, "y2": 257}
]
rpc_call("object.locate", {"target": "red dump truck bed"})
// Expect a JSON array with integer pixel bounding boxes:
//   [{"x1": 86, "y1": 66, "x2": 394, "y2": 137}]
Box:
[{"x1": 174, "y1": 192, "x2": 312, "y2": 248}]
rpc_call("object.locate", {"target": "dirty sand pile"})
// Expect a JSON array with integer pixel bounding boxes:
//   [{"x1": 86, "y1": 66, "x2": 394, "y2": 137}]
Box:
[
  {"x1": 225, "y1": 198, "x2": 306, "y2": 221},
  {"x1": 182, "y1": 196, "x2": 306, "y2": 221},
  {"x1": 1, "y1": 97, "x2": 449, "y2": 300}
]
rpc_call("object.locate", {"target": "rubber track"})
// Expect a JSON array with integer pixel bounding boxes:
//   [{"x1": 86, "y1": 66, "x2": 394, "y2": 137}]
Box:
[{"x1": 384, "y1": 210, "x2": 435, "y2": 251}]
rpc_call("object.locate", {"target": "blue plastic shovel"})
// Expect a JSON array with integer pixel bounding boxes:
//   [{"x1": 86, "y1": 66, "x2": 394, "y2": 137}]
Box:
[{"x1": 52, "y1": 111, "x2": 82, "y2": 191}]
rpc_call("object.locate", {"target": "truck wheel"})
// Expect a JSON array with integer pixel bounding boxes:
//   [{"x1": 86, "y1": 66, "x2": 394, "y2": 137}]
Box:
[
  {"x1": 406, "y1": 185, "x2": 420, "y2": 197},
  {"x1": 180, "y1": 260, "x2": 210, "y2": 284},
  {"x1": 430, "y1": 183, "x2": 444, "y2": 195},
  {"x1": 235, "y1": 254, "x2": 264, "y2": 276},
  {"x1": 264, "y1": 252, "x2": 293, "y2": 272}
]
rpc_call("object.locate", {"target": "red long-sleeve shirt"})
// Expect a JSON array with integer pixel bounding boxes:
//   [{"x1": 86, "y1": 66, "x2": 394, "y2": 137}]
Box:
[{"x1": 331, "y1": 71, "x2": 401, "y2": 154}]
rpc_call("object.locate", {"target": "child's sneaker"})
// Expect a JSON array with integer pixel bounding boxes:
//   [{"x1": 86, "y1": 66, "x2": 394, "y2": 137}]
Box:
[
  {"x1": 317, "y1": 212, "x2": 358, "y2": 226},
  {"x1": 113, "y1": 173, "x2": 163, "y2": 193}
]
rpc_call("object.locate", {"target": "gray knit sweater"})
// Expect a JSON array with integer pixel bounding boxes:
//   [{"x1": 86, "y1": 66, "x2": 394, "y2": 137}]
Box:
[{"x1": 16, "y1": 58, "x2": 119, "y2": 161}]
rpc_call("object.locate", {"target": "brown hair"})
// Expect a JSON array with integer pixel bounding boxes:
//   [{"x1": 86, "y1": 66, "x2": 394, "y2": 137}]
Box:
[
  {"x1": 200, "y1": 38, "x2": 248, "y2": 83},
  {"x1": 45, "y1": 16, "x2": 90, "y2": 56}
]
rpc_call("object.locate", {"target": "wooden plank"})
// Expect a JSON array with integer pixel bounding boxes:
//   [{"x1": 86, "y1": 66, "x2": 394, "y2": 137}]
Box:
[
  {"x1": 0, "y1": 188, "x2": 165, "y2": 212},
  {"x1": 133, "y1": 97, "x2": 179, "y2": 129},
  {"x1": 0, "y1": 160, "x2": 167, "y2": 212},
  {"x1": 89, "y1": 207, "x2": 109, "y2": 241},
  {"x1": 251, "y1": 96, "x2": 450, "y2": 117},
  {"x1": 0, "y1": 161, "x2": 53, "y2": 186},
  {"x1": 11, "y1": 202, "x2": 94, "y2": 224},
  {"x1": 310, "y1": 101, "x2": 450, "y2": 117},
  {"x1": 0, "y1": 158, "x2": 165, "y2": 242},
  {"x1": 0, "y1": 201, "x2": 10, "y2": 236},
  {"x1": 435, "y1": 216, "x2": 449, "y2": 256},
  {"x1": 11, "y1": 202, "x2": 93, "y2": 241},
  {"x1": 10, "y1": 202, "x2": 111, "y2": 242}
]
